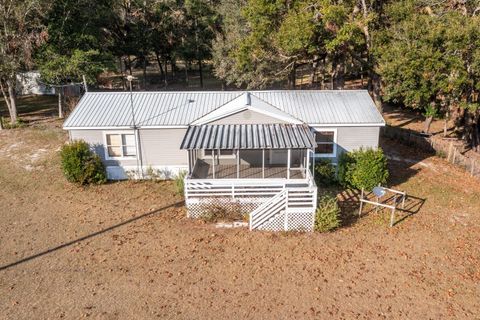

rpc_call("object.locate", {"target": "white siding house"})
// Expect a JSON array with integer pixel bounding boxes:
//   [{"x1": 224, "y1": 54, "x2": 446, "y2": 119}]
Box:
[{"x1": 63, "y1": 90, "x2": 385, "y2": 232}]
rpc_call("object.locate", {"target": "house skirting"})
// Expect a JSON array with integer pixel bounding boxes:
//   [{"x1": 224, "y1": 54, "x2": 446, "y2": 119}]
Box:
[
  {"x1": 106, "y1": 165, "x2": 188, "y2": 180},
  {"x1": 186, "y1": 197, "x2": 315, "y2": 232}
]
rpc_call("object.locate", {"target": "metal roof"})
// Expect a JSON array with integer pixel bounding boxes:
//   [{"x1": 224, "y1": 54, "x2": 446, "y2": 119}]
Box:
[
  {"x1": 63, "y1": 90, "x2": 384, "y2": 129},
  {"x1": 180, "y1": 124, "x2": 317, "y2": 150}
]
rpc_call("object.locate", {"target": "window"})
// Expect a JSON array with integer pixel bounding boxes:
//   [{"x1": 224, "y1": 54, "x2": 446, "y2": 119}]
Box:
[
  {"x1": 204, "y1": 149, "x2": 235, "y2": 158},
  {"x1": 106, "y1": 133, "x2": 136, "y2": 158},
  {"x1": 315, "y1": 130, "x2": 336, "y2": 156}
]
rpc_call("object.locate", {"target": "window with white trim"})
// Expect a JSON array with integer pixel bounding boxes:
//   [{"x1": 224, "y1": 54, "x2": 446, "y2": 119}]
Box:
[
  {"x1": 106, "y1": 133, "x2": 136, "y2": 158},
  {"x1": 315, "y1": 130, "x2": 336, "y2": 156}
]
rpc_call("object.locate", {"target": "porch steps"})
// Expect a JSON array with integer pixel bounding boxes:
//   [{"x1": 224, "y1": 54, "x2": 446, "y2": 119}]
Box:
[{"x1": 249, "y1": 190, "x2": 287, "y2": 231}]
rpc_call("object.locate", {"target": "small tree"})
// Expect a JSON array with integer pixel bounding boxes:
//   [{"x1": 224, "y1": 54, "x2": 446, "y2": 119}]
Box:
[
  {"x1": 60, "y1": 140, "x2": 106, "y2": 185},
  {"x1": 314, "y1": 194, "x2": 341, "y2": 232},
  {"x1": 338, "y1": 148, "x2": 389, "y2": 190}
]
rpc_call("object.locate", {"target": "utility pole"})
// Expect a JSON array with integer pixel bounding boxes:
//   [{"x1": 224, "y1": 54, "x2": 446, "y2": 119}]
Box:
[
  {"x1": 82, "y1": 75, "x2": 88, "y2": 92},
  {"x1": 126, "y1": 75, "x2": 143, "y2": 179}
]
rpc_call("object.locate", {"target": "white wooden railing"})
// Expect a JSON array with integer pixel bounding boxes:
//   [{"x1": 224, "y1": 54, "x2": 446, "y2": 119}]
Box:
[
  {"x1": 248, "y1": 186, "x2": 317, "y2": 231},
  {"x1": 184, "y1": 177, "x2": 311, "y2": 200},
  {"x1": 249, "y1": 190, "x2": 287, "y2": 230},
  {"x1": 184, "y1": 171, "x2": 318, "y2": 231}
]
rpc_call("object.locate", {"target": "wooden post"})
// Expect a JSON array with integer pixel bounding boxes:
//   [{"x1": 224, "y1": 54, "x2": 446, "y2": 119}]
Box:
[
  {"x1": 306, "y1": 149, "x2": 310, "y2": 179},
  {"x1": 447, "y1": 141, "x2": 453, "y2": 162},
  {"x1": 284, "y1": 191, "x2": 289, "y2": 231},
  {"x1": 390, "y1": 207, "x2": 395, "y2": 227},
  {"x1": 287, "y1": 149, "x2": 291, "y2": 179},
  {"x1": 237, "y1": 149, "x2": 240, "y2": 178},
  {"x1": 212, "y1": 149, "x2": 215, "y2": 179},
  {"x1": 358, "y1": 188, "x2": 364, "y2": 216},
  {"x1": 262, "y1": 149, "x2": 265, "y2": 179}
]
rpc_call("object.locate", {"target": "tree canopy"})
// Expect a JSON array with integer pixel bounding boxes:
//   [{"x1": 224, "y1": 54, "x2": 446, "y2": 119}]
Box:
[{"x1": 1, "y1": 0, "x2": 480, "y2": 150}]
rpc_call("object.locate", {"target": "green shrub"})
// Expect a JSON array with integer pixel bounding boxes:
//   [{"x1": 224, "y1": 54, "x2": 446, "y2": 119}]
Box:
[
  {"x1": 175, "y1": 170, "x2": 187, "y2": 196},
  {"x1": 338, "y1": 148, "x2": 389, "y2": 190},
  {"x1": 313, "y1": 159, "x2": 337, "y2": 186},
  {"x1": 314, "y1": 194, "x2": 341, "y2": 232},
  {"x1": 60, "y1": 140, "x2": 106, "y2": 185}
]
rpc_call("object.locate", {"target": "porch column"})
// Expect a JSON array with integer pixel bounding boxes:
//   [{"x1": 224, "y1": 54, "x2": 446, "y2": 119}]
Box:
[
  {"x1": 262, "y1": 149, "x2": 265, "y2": 179},
  {"x1": 212, "y1": 149, "x2": 215, "y2": 179},
  {"x1": 237, "y1": 149, "x2": 240, "y2": 178},
  {"x1": 306, "y1": 149, "x2": 310, "y2": 177},
  {"x1": 312, "y1": 149, "x2": 315, "y2": 180},
  {"x1": 188, "y1": 150, "x2": 192, "y2": 174},
  {"x1": 287, "y1": 149, "x2": 291, "y2": 179}
]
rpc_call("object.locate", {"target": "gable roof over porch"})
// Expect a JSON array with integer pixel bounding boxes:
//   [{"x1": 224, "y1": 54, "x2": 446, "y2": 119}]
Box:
[{"x1": 180, "y1": 124, "x2": 317, "y2": 150}]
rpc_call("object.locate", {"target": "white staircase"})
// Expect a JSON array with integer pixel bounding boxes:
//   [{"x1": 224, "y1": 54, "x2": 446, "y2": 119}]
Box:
[{"x1": 249, "y1": 187, "x2": 317, "y2": 232}]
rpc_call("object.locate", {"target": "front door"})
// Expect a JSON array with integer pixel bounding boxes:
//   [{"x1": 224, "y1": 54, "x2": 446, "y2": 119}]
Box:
[{"x1": 269, "y1": 149, "x2": 288, "y2": 165}]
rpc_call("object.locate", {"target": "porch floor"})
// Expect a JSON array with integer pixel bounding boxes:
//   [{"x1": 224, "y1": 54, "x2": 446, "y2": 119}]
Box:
[{"x1": 192, "y1": 161, "x2": 305, "y2": 179}]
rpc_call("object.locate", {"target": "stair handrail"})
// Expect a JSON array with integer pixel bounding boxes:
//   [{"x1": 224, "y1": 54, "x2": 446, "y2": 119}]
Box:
[{"x1": 249, "y1": 189, "x2": 287, "y2": 230}]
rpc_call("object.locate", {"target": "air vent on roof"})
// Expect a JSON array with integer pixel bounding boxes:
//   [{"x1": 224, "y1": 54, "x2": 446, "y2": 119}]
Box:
[{"x1": 245, "y1": 92, "x2": 251, "y2": 106}]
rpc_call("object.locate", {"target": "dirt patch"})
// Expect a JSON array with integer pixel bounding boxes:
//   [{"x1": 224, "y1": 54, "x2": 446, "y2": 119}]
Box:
[{"x1": 1, "y1": 128, "x2": 479, "y2": 319}]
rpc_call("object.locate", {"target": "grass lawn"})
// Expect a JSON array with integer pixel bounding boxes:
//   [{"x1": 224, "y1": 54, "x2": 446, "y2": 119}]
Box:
[{"x1": 0, "y1": 123, "x2": 479, "y2": 319}]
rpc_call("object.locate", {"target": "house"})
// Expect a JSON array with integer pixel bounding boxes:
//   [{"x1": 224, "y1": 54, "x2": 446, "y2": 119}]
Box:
[
  {"x1": 16, "y1": 71, "x2": 83, "y2": 96},
  {"x1": 63, "y1": 90, "x2": 385, "y2": 232}
]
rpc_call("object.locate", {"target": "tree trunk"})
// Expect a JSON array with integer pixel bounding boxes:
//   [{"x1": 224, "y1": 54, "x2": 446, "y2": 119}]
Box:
[
  {"x1": 185, "y1": 61, "x2": 189, "y2": 87},
  {"x1": 155, "y1": 52, "x2": 168, "y2": 87},
  {"x1": 369, "y1": 72, "x2": 383, "y2": 112},
  {"x1": 119, "y1": 56, "x2": 127, "y2": 90},
  {"x1": 424, "y1": 116, "x2": 433, "y2": 134},
  {"x1": 127, "y1": 56, "x2": 133, "y2": 75},
  {"x1": 310, "y1": 58, "x2": 318, "y2": 86},
  {"x1": 288, "y1": 63, "x2": 296, "y2": 89},
  {"x1": 58, "y1": 87, "x2": 64, "y2": 119},
  {"x1": 6, "y1": 79, "x2": 17, "y2": 124},
  {"x1": 332, "y1": 58, "x2": 345, "y2": 90},
  {"x1": 171, "y1": 59, "x2": 176, "y2": 78},
  {"x1": 360, "y1": 0, "x2": 383, "y2": 112},
  {"x1": 142, "y1": 56, "x2": 147, "y2": 90},
  {"x1": 198, "y1": 59, "x2": 204, "y2": 88}
]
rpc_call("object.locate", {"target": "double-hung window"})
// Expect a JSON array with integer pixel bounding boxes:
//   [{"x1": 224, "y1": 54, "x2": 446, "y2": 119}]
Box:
[
  {"x1": 314, "y1": 129, "x2": 336, "y2": 157},
  {"x1": 105, "y1": 133, "x2": 136, "y2": 158}
]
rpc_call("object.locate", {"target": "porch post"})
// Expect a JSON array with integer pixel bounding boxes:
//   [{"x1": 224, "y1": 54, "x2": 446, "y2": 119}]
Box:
[
  {"x1": 306, "y1": 149, "x2": 310, "y2": 177},
  {"x1": 188, "y1": 150, "x2": 192, "y2": 174},
  {"x1": 287, "y1": 149, "x2": 291, "y2": 179},
  {"x1": 237, "y1": 149, "x2": 240, "y2": 178},
  {"x1": 312, "y1": 149, "x2": 315, "y2": 180},
  {"x1": 262, "y1": 149, "x2": 265, "y2": 179},
  {"x1": 212, "y1": 149, "x2": 215, "y2": 179}
]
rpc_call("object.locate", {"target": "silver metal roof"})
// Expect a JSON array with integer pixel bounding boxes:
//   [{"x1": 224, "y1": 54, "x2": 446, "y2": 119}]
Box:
[
  {"x1": 63, "y1": 90, "x2": 384, "y2": 128},
  {"x1": 180, "y1": 124, "x2": 316, "y2": 150}
]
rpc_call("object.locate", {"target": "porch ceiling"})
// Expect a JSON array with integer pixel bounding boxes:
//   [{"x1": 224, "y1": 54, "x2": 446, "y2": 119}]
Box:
[{"x1": 180, "y1": 124, "x2": 317, "y2": 150}]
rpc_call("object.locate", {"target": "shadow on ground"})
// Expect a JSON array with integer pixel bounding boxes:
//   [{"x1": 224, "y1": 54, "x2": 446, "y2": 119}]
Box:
[{"x1": 0, "y1": 201, "x2": 184, "y2": 272}]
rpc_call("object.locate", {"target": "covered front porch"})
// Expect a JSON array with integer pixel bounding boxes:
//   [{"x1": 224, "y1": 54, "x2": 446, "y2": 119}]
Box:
[
  {"x1": 181, "y1": 124, "x2": 317, "y2": 182},
  {"x1": 180, "y1": 124, "x2": 319, "y2": 232}
]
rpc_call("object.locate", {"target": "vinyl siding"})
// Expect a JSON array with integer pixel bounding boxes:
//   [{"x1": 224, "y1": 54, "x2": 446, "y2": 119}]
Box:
[
  {"x1": 210, "y1": 109, "x2": 287, "y2": 125},
  {"x1": 336, "y1": 126, "x2": 380, "y2": 156},
  {"x1": 69, "y1": 128, "x2": 188, "y2": 167}
]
